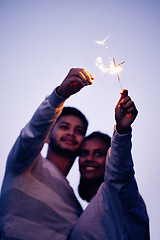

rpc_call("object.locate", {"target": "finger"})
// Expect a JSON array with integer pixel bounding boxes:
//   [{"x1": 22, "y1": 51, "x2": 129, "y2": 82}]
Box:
[
  {"x1": 116, "y1": 89, "x2": 128, "y2": 108},
  {"x1": 75, "y1": 69, "x2": 93, "y2": 86},
  {"x1": 120, "y1": 89, "x2": 128, "y2": 98},
  {"x1": 68, "y1": 68, "x2": 94, "y2": 80},
  {"x1": 120, "y1": 99, "x2": 133, "y2": 110},
  {"x1": 126, "y1": 106, "x2": 138, "y2": 115},
  {"x1": 121, "y1": 101, "x2": 138, "y2": 118},
  {"x1": 68, "y1": 76, "x2": 86, "y2": 87},
  {"x1": 68, "y1": 75, "x2": 92, "y2": 88},
  {"x1": 78, "y1": 71, "x2": 91, "y2": 85},
  {"x1": 68, "y1": 68, "x2": 94, "y2": 85},
  {"x1": 120, "y1": 96, "x2": 131, "y2": 106},
  {"x1": 80, "y1": 69, "x2": 95, "y2": 84},
  {"x1": 120, "y1": 101, "x2": 137, "y2": 116}
]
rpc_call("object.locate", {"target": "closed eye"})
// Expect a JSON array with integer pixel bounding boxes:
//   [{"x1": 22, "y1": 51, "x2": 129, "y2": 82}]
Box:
[
  {"x1": 60, "y1": 125, "x2": 69, "y2": 129},
  {"x1": 75, "y1": 128, "x2": 85, "y2": 135}
]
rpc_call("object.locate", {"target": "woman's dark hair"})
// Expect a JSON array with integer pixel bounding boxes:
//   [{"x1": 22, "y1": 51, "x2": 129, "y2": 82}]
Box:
[{"x1": 80, "y1": 131, "x2": 111, "y2": 147}]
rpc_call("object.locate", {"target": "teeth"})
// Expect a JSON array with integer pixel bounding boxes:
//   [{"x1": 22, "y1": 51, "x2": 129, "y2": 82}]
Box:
[{"x1": 85, "y1": 166, "x2": 96, "y2": 171}]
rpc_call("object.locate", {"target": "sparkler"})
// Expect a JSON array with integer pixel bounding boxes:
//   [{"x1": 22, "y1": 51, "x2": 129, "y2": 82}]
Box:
[
  {"x1": 95, "y1": 57, "x2": 125, "y2": 89},
  {"x1": 95, "y1": 34, "x2": 125, "y2": 89},
  {"x1": 112, "y1": 58, "x2": 125, "y2": 89}
]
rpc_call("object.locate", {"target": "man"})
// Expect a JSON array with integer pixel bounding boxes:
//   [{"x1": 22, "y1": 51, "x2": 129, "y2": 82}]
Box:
[
  {"x1": 0, "y1": 68, "x2": 94, "y2": 240},
  {"x1": 70, "y1": 89, "x2": 150, "y2": 239}
]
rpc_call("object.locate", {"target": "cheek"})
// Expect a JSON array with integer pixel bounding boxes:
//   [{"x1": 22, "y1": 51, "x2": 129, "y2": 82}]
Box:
[
  {"x1": 77, "y1": 136, "x2": 85, "y2": 145},
  {"x1": 78, "y1": 158, "x2": 85, "y2": 172},
  {"x1": 79, "y1": 158, "x2": 83, "y2": 167},
  {"x1": 95, "y1": 165, "x2": 105, "y2": 178},
  {"x1": 98, "y1": 160, "x2": 106, "y2": 171},
  {"x1": 50, "y1": 128, "x2": 60, "y2": 138}
]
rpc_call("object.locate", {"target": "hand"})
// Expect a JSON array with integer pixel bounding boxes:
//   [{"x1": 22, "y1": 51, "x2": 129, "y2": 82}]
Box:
[
  {"x1": 115, "y1": 89, "x2": 138, "y2": 134},
  {"x1": 56, "y1": 68, "x2": 94, "y2": 97}
]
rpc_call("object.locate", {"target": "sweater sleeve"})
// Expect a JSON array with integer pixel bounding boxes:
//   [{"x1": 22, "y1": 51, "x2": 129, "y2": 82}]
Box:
[
  {"x1": 6, "y1": 88, "x2": 67, "y2": 174},
  {"x1": 104, "y1": 126, "x2": 150, "y2": 239},
  {"x1": 104, "y1": 126, "x2": 137, "y2": 210}
]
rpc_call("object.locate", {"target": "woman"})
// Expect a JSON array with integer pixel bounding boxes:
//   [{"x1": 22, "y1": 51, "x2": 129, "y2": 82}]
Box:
[
  {"x1": 70, "y1": 90, "x2": 149, "y2": 240},
  {"x1": 78, "y1": 132, "x2": 111, "y2": 202}
]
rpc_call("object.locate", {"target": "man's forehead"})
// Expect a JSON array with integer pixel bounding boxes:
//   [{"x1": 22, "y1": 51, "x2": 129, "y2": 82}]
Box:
[{"x1": 56, "y1": 115, "x2": 85, "y2": 127}]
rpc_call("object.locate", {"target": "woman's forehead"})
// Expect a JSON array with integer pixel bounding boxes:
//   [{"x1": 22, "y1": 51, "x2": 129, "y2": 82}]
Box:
[{"x1": 81, "y1": 138, "x2": 107, "y2": 149}]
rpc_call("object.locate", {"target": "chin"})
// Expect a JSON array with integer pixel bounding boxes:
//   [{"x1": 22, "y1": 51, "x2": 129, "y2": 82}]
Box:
[{"x1": 83, "y1": 174, "x2": 95, "y2": 181}]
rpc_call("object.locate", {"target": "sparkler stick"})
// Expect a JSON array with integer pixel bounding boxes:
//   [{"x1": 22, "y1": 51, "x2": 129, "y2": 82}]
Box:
[
  {"x1": 95, "y1": 54, "x2": 130, "y2": 116},
  {"x1": 95, "y1": 34, "x2": 125, "y2": 89},
  {"x1": 113, "y1": 58, "x2": 125, "y2": 90},
  {"x1": 95, "y1": 56, "x2": 125, "y2": 90}
]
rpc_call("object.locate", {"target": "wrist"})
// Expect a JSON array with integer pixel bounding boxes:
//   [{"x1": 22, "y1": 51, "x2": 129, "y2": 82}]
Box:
[
  {"x1": 56, "y1": 86, "x2": 70, "y2": 98},
  {"x1": 116, "y1": 124, "x2": 131, "y2": 134}
]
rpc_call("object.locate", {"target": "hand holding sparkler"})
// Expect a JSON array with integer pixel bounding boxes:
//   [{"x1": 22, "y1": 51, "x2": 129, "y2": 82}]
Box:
[
  {"x1": 115, "y1": 89, "x2": 138, "y2": 134},
  {"x1": 57, "y1": 68, "x2": 94, "y2": 97}
]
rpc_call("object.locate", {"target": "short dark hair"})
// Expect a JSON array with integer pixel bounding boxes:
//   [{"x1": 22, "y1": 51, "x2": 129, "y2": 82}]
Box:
[{"x1": 56, "y1": 107, "x2": 88, "y2": 134}]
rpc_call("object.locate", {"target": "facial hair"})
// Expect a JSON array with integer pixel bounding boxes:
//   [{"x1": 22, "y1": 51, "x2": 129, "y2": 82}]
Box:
[{"x1": 49, "y1": 135, "x2": 79, "y2": 159}]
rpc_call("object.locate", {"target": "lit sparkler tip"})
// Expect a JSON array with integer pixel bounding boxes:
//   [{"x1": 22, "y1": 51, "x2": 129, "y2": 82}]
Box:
[
  {"x1": 95, "y1": 56, "x2": 125, "y2": 90},
  {"x1": 112, "y1": 58, "x2": 125, "y2": 67},
  {"x1": 112, "y1": 58, "x2": 125, "y2": 90}
]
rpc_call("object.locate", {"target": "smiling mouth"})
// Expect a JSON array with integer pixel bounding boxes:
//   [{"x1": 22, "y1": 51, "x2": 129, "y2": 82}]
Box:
[
  {"x1": 61, "y1": 137, "x2": 77, "y2": 145},
  {"x1": 63, "y1": 139, "x2": 74, "y2": 145},
  {"x1": 84, "y1": 166, "x2": 97, "y2": 171}
]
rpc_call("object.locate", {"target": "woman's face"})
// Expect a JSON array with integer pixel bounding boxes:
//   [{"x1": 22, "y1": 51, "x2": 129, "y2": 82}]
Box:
[{"x1": 79, "y1": 138, "x2": 109, "y2": 181}]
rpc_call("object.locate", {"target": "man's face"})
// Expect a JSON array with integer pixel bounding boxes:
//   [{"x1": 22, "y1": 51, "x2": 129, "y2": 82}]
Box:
[
  {"x1": 49, "y1": 115, "x2": 86, "y2": 156},
  {"x1": 79, "y1": 138, "x2": 109, "y2": 180}
]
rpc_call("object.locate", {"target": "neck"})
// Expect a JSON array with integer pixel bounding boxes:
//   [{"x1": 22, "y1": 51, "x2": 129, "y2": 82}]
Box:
[
  {"x1": 79, "y1": 177, "x2": 104, "y2": 202},
  {"x1": 86, "y1": 180, "x2": 101, "y2": 201},
  {"x1": 46, "y1": 147, "x2": 75, "y2": 177}
]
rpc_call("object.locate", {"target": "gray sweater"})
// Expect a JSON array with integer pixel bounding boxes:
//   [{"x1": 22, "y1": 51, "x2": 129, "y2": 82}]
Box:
[
  {"x1": 69, "y1": 128, "x2": 150, "y2": 240},
  {"x1": 0, "y1": 89, "x2": 82, "y2": 240}
]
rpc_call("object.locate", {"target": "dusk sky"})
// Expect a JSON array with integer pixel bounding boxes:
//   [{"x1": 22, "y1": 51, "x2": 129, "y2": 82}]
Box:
[{"x1": 0, "y1": 1, "x2": 160, "y2": 239}]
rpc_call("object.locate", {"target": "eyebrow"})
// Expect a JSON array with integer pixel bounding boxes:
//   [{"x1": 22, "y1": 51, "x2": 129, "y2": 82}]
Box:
[
  {"x1": 81, "y1": 148, "x2": 107, "y2": 151},
  {"x1": 94, "y1": 148, "x2": 107, "y2": 151},
  {"x1": 59, "y1": 121, "x2": 70, "y2": 125},
  {"x1": 59, "y1": 121, "x2": 85, "y2": 129}
]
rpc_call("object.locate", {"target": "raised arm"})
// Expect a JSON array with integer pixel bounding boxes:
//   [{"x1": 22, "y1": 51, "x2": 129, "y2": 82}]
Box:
[
  {"x1": 6, "y1": 68, "x2": 94, "y2": 173},
  {"x1": 105, "y1": 89, "x2": 149, "y2": 239},
  {"x1": 69, "y1": 89, "x2": 149, "y2": 240}
]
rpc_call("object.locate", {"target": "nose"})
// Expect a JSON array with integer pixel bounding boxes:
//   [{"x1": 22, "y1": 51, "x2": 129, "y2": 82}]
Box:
[
  {"x1": 85, "y1": 153, "x2": 94, "y2": 163},
  {"x1": 67, "y1": 128, "x2": 75, "y2": 136}
]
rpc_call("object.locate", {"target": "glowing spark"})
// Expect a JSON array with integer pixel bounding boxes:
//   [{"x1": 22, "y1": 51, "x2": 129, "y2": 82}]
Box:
[
  {"x1": 95, "y1": 57, "x2": 109, "y2": 73},
  {"x1": 96, "y1": 33, "x2": 111, "y2": 49},
  {"x1": 108, "y1": 58, "x2": 125, "y2": 89},
  {"x1": 95, "y1": 57, "x2": 125, "y2": 89},
  {"x1": 108, "y1": 59, "x2": 124, "y2": 78}
]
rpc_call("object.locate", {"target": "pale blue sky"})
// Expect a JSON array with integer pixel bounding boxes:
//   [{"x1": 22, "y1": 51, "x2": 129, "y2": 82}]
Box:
[{"x1": 0, "y1": 0, "x2": 160, "y2": 239}]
